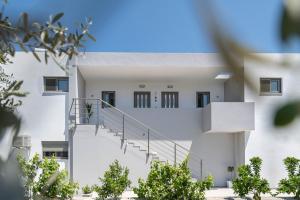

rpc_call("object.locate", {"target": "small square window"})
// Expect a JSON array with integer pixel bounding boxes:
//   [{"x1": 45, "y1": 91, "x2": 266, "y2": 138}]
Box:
[
  {"x1": 197, "y1": 92, "x2": 210, "y2": 108},
  {"x1": 102, "y1": 91, "x2": 116, "y2": 108},
  {"x1": 44, "y1": 77, "x2": 69, "y2": 92},
  {"x1": 260, "y1": 78, "x2": 282, "y2": 95}
]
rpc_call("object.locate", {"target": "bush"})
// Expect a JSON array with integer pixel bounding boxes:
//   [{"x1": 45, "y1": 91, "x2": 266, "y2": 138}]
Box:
[
  {"x1": 18, "y1": 154, "x2": 78, "y2": 200},
  {"x1": 133, "y1": 159, "x2": 214, "y2": 200},
  {"x1": 94, "y1": 160, "x2": 131, "y2": 200},
  {"x1": 278, "y1": 157, "x2": 300, "y2": 199},
  {"x1": 82, "y1": 185, "x2": 93, "y2": 194},
  {"x1": 233, "y1": 157, "x2": 270, "y2": 200},
  {"x1": 17, "y1": 154, "x2": 41, "y2": 200}
]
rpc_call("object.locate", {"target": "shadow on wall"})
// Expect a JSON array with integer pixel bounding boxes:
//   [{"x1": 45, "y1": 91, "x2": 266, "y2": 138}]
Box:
[{"x1": 189, "y1": 132, "x2": 236, "y2": 187}]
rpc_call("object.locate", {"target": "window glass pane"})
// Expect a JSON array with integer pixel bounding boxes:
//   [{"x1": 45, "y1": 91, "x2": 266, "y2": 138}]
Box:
[
  {"x1": 260, "y1": 79, "x2": 270, "y2": 92},
  {"x1": 134, "y1": 92, "x2": 151, "y2": 108},
  {"x1": 197, "y1": 92, "x2": 210, "y2": 108},
  {"x1": 102, "y1": 92, "x2": 115, "y2": 107},
  {"x1": 161, "y1": 92, "x2": 178, "y2": 108},
  {"x1": 58, "y1": 79, "x2": 69, "y2": 92},
  {"x1": 271, "y1": 79, "x2": 280, "y2": 92},
  {"x1": 45, "y1": 78, "x2": 57, "y2": 91}
]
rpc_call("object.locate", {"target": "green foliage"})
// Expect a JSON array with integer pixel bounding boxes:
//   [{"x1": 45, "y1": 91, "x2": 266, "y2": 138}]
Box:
[
  {"x1": 278, "y1": 157, "x2": 300, "y2": 199},
  {"x1": 0, "y1": 66, "x2": 28, "y2": 113},
  {"x1": 94, "y1": 160, "x2": 131, "y2": 200},
  {"x1": 0, "y1": 1, "x2": 94, "y2": 64},
  {"x1": 85, "y1": 103, "x2": 93, "y2": 123},
  {"x1": 82, "y1": 185, "x2": 93, "y2": 194},
  {"x1": 133, "y1": 159, "x2": 214, "y2": 200},
  {"x1": 18, "y1": 154, "x2": 78, "y2": 200},
  {"x1": 233, "y1": 157, "x2": 270, "y2": 200},
  {"x1": 274, "y1": 101, "x2": 300, "y2": 127},
  {"x1": 17, "y1": 153, "x2": 41, "y2": 200}
]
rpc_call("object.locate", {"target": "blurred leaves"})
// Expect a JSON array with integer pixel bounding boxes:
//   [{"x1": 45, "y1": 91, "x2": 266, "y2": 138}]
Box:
[
  {"x1": 280, "y1": 0, "x2": 300, "y2": 42},
  {"x1": 274, "y1": 101, "x2": 300, "y2": 127}
]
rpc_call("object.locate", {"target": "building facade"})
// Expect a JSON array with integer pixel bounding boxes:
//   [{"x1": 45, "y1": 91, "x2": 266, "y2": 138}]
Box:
[{"x1": 8, "y1": 52, "x2": 300, "y2": 187}]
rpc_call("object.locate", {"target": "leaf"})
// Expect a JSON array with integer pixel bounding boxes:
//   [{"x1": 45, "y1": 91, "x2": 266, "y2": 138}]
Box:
[
  {"x1": 52, "y1": 13, "x2": 64, "y2": 24},
  {"x1": 86, "y1": 33, "x2": 96, "y2": 42},
  {"x1": 280, "y1": 5, "x2": 300, "y2": 43},
  {"x1": 21, "y1": 12, "x2": 29, "y2": 32},
  {"x1": 274, "y1": 101, "x2": 300, "y2": 126},
  {"x1": 32, "y1": 51, "x2": 41, "y2": 62}
]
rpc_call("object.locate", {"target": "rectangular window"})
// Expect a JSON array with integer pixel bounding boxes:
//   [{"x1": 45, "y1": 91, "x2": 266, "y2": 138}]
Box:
[
  {"x1": 260, "y1": 78, "x2": 282, "y2": 95},
  {"x1": 161, "y1": 92, "x2": 179, "y2": 108},
  {"x1": 42, "y1": 141, "x2": 68, "y2": 159},
  {"x1": 197, "y1": 92, "x2": 210, "y2": 108},
  {"x1": 102, "y1": 91, "x2": 116, "y2": 108},
  {"x1": 44, "y1": 77, "x2": 69, "y2": 92},
  {"x1": 134, "y1": 92, "x2": 151, "y2": 108}
]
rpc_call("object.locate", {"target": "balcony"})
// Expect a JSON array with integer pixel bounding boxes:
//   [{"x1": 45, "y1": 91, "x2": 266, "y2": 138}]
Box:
[{"x1": 202, "y1": 102, "x2": 255, "y2": 133}]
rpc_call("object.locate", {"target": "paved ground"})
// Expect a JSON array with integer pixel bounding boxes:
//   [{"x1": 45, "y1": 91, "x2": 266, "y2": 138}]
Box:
[{"x1": 73, "y1": 188, "x2": 294, "y2": 200}]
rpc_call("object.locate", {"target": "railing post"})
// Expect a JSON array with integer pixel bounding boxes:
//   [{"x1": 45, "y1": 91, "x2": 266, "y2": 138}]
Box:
[
  {"x1": 200, "y1": 159, "x2": 203, "y2": 180},
  {"x1": 74, "y1": 99, "x2": 77, "y2": 125},
  {"x1": 96, "y1": 99, "x2": 99, "y2": 126},
  {"x1": 122, "y1": 114, "x2": 125, "y2": 142},
  {"x1": 174, "y1": 143, "x2": 177, "y2": 166},
  {"x1": 147, "y1": 129, "x2": 150, "y2": 156}
]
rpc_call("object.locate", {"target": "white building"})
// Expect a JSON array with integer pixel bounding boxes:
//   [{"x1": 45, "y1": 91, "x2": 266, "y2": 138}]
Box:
[{"x1": 8, "y1": 52, "x2": 300, "y2": 187}]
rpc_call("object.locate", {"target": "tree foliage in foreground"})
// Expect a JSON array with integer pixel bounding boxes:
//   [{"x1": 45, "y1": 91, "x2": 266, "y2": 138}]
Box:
[
  {"x1": 133, "y1": 159, "x2": 214, "y2": 200},
  {"x1": 278, "y1": 157, "x2": 300, "y2": 199},
  {"x1": 93, "y1": 160, "x2": 131, "y2": 200},
  {"x1": 18, "y1": 154, "x2": 79, "y2": 200},
  {"x1": 233, "y1": 157, "x2": 270, "y2": 200}
]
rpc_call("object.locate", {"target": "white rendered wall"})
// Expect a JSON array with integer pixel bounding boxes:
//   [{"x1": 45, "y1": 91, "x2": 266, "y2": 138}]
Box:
[
  {"x1": 244, "y1": 54, "x2": 300, "y2": 187},
  {"x1": 80, "y1": 78, "x2": 235, "y2": 186},
  {"x1": 6, "y1": 52, "x2": 68, "y2": 158}
]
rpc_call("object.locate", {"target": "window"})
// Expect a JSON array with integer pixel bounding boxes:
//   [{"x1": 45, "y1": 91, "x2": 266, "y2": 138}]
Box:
[
  {"x1": 42, "y1": 141, "x2": 68, "y2": 159},
  {"x1": 134, "y1": 92, "x2": 151, "y2": 108},
  {"x1": 197, "y1": 92, "x2": 210, "y2": 108},
  {"x1": 44, "y1": 77, "x2": 69, "y2": 92},
  {"x1": 161, "y1": 92, "x2": 178, "y2": 108},
  {"x1": 260, "y1": 78, "x2": 282, "y2": 95},
  {"x1": 102, "y1": 91, "x2": 115, "y2": 108}
]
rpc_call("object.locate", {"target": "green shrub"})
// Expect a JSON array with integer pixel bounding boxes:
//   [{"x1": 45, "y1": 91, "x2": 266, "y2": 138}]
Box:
[
  {"x1": 233, "y1": 157, "x2": 270, "y2": 200},
  {"x1": 278, "y1": 157, "x2": 300, "y2": 199},
  {"x1": 18, "y1": 154, "x2": 78, "y2": 200},
  {"x1": 94, "y1": 160, "x2": 131, "y2": 200},
  {"x1": 17, "y1": 154, "x2": 41, "y2": 200},
  {"x1": 82, "y1": 185, "x2": 93, "y2": 194},
  {"x1": 133, "y1": 159, "x2": 214, "y2": 200}
]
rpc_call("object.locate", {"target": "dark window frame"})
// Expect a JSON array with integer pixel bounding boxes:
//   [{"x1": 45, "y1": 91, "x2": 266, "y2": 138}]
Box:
[
  {"x1": 134, "y1": 91, "x2": 151, "y2": 108},
  {"x1": 260, "y1": 78, "x2": 282, "y2": 96},
  {"x1": 196, "y1": 92, "x2": 210, "y2": 108},
  {"x1": 43, "y1": 151, "x2": 68, "y2": 159},
  {"x1": 101, "y1": 91, "x2": 116, "y2": 108},
  {"x1": 161, "y1": 92, "x2": 179, "y2": 108},
  {"x1": 44, "y1": 77, "x2": 69, "y2": 92}
]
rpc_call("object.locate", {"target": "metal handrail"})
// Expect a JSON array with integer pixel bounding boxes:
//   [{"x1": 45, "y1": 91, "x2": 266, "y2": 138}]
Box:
[
  {"x1": 73, "y1": 98, "x2": 191, "y2": 152},
  {"x1": 70, "y1": 97, "x2": 204, "y2": 178}
]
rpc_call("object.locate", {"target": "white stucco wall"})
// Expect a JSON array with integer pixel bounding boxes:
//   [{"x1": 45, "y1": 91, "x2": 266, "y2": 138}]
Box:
[
  {"x1": 244, "y1": 54, "x2": 300, "y2": 187},
  {"x1": 6, "y1": 52, "x2": 68, "y2": 157}
]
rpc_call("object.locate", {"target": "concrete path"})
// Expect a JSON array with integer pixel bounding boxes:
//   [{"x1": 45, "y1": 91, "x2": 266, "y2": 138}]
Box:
[{"x1": 73, "y1": 188, "x2": 294, "y2": 200}]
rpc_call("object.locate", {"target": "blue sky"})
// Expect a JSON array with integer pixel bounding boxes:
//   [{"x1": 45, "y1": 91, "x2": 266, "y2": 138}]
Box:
[{"x1": 6, "y1": 0, "x2": 300, "y2": 52}]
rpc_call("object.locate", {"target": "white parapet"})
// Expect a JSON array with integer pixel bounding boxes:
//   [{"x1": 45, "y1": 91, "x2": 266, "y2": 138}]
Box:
[{"x1": 202, "y1": 102, "x2": 255, "y2": 133}]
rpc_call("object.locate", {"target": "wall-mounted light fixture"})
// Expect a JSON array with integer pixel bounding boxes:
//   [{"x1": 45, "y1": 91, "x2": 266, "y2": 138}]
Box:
[{"x1": 139, "y1": 84, "x2": 146, "y2": 88}]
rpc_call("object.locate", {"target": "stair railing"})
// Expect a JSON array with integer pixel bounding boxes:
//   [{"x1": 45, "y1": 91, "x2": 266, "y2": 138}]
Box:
[{"x1": 69, "y1": 98, "x2": 204, "y2": 179}]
